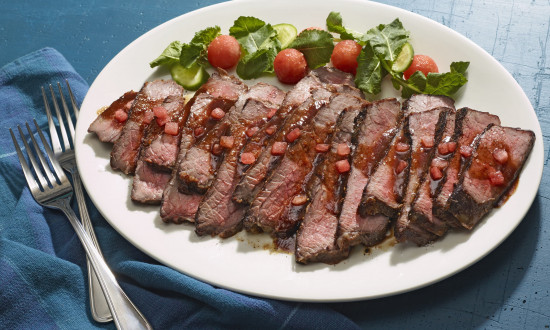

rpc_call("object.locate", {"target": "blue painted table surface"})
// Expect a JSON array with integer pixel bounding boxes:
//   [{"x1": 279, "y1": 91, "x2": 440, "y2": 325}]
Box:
[{"x1": 1, "y1": 0, "x2": 549, "y2": 329}]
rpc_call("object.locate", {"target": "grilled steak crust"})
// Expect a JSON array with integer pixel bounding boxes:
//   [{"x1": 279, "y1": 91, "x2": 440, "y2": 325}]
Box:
[
  {"x1": 433, "y1": 108, "x2": 501, "y2": 227},
  {"x1": 295, "y1": 98, "x2": 368, "y2": 264},
  {"x1": 159, "y1": 70, "x2": 247, "y2": 223},
  {"x1": 408, "y1": 111, "x2": 457, "y2": 237},
  {"x1": 194, "y1": 83, "x2": 286, "y2": 238},
  {"x1": 336, "y1": 98, "x2": 402, "y2": 250},
  {"x1": 233, "y1": 67, "x2": 358, "y2": 206},
  {"x1": 88, "y1": 90, "x2": 138, "y2": 143},
  {"x1": 244, "y1": 92, "x2": 365, "y2": 237},
  {"x1": 110, "y1": 80, "x2": 183, "y2": 174},
  {"x1": 448, "y1": 125, "x2": 535, "y2": 229},
  {"x1": 393, "y1": 108, "x2": 449, "y2": 246}
]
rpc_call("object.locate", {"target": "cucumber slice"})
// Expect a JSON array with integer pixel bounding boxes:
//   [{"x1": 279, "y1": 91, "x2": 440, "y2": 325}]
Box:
[
  {"x1": 392, "y1": 42, "x2": 414, "y2": 73},
  {"x1": 273, "y1": 23, "x2": 298, "y2": 49},
  {"x1": 170, "y1": 63, "x2": 209, "y2": 91}
]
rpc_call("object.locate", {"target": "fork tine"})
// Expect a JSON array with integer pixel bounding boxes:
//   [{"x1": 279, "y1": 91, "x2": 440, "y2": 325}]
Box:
[
  {"x1": 25, "y1": 122, "x2": 61, "y2": 187},
  {"x1": 10, "y1": 128, "x2": 41, "y2": 193},
  {"x1": 42, "y1": 86, "x2": 62, "y2": 155},
  {"x1": 33, "y1": 119, "x2": 66, "y2": 181},
  {"x1": 65, "y1": 79, "x2": 80, "y2": 120},
  {"x1": 57, "y1": 82, "x2": 76, "y2": 145},
  {"x1": 16, "y1": 124, "x2": 51, "y2": 190},
  {"x1": 48, "y1": 84, "x2": 71, "y2": 152}
]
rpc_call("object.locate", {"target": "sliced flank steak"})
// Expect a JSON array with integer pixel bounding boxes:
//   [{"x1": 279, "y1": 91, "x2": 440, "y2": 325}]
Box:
[
  {"x1": 408, "y1": 110, "x2": 457, "y2": 237},
  {"x1": 233, "y1": 67, "x2": 358, "y2": 206},
  {"x1": 433, "y1": 108, "x2": 501, "y2": 227},
  {"x1": 336, "y1": 98, "x2": 403, "y2": 251},
  {"x1": 88, "y1": 90, "x2": 138, "y2": 143},
  {"x1": 393, "y1": 107, "x2": 449, "y2": 246},
  {"x1": 195, "y1": 83, "x2": 286, "y2": 238},
  {"x1": 110, "y1": 80, "x2": 183, "y2": 174},
  {"x1": 244, "y1": 91, "x2": 365, "y2": 237},
  {"x1": 448, "y1": 125, "x2": 535, "y2": 229},
  {"x1": 160, "y1": 70, "x2": 248, "y2": 223},
  {"x1": 295, "y1": 97, "x2": 368, "y2": 264}
]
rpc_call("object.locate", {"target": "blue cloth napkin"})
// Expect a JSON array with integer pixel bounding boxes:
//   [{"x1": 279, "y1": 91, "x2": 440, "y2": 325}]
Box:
[{"x1": 0, "y1": 48, "x2": 359, "y2": 330}]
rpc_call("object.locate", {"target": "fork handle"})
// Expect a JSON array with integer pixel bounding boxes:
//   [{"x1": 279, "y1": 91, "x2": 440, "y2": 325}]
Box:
[
  {"x1": 54, "y1": 198, "x2": 152, "y2": 330},
  {"x1": 70, "y1": 169, "x2": 114, "y2": 322}
]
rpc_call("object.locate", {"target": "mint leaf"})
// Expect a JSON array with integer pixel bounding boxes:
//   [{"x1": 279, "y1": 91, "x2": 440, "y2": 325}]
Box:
[
  {"x1": 451, "y1": 61, "x2": 470, "y2": 75},
  {"x1": 326, "y1": 12, "x2": 363, "y2": 41},
  {"x1": 288, "y1": 30, "x2": 334, "y2": 69},
  {"x1": 364, "y1": 19, "x2": 409, "y2": 63},
  {"x1": 355, "y1": 45, "x2": 384, "y2": 95},
  {"x1": 230, "y1": 16, "x2": 281, "y2": 79},
  {"x1": 230, "y1": 16, "x2": 280, "y2": 54},
  {"x1": 191, "y1": 26, "x2": 221, "y2": 45},
  {"x1": 236, "y1": 48, "x2": 277, "y2": 79},
  {"x1": 150, "y1": 41, "x2": 183, "y2": 68}
]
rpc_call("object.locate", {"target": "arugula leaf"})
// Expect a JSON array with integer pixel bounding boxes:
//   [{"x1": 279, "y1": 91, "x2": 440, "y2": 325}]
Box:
[
  {"x1": 355, "y1": 45, "x2": 384, "y2": 95},
  {"x1": 149, "y1": 41, "x2": 183, "y2": 68},
  {"x1": 179, "y1": 43, "x2": 204, "y2": 68},
  {"x1": 190, "y1": 26, "x2": 221, "y2": 45},
  {"x1": 397, "y1": 71, "x2": 427, "y2": 98},
  {"x1": 230, "y1": 16, "x2": 281, "y2": 79},
  {"x1": 326, "y1": 11, "x2": 364, "y2": 41},
  {"x1": 288, "y1": 30, "x2": 334, "y2": 69},
  {"x1": 392, "y1": 62, "x2": 469, "y2": 98},
  {"x1": 236, "y1": 48, "x2": 278, "y2": 79},
  {"x1": 363, "y1": 19, "x2": 409, "y2": 64}
]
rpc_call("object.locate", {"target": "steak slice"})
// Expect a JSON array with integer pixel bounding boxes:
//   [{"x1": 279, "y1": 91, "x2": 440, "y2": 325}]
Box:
[
  {"x1": 403, "y1": 94, "x2": 455, "y2": 114},
  {"x1": 194, "y1": 83, "x2": 286, "y2": 237},
  {"x1": 159, "y1": 70, "x2": 247, "y2": 223},
  {"x1": 336, "y1": 98, "x2": 402, "y2": 251},
  {"x1": 131, "y1": 92, "x2": 187, "y2": 204},
  {"x1": 433, "y1": 108, "x2": 501, "y2": 227},
  {"x1": 295, "y1": 98, "x2": 367, "y2": 264},
  {"x1": 244, "y1": 92, "x2": 366, "y2": 237},
  {"x1": 88, "y1": 90, "x2": 138, "y2": 143},
  {"x1": 233, "y1": 67, "x2": 358, "y2": 205},
  {"x1": 393, "y1": 108, "x2": 449, "y2": 245},
  {"x1": 408, "y1": 110, "x2": 457, "y2": 236},
  {"x1": 110, "y1": 80, "x2": 183, "y2": 174},
  {"x1": 448, "y1": 125, "x2": 535, "y2": 229},
  {"x1": 359, "y1": 95, "x2": 455, "y2": 245},
  {"x1": 131, "y1": 161, "x2": 172, "y2": 204},
  {"x1": 140, "y1": 95, "x2": 188, "y2": 171}
]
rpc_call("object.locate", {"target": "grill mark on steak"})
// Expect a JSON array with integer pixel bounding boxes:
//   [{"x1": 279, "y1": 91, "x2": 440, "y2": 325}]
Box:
[
  {"x1": 244, "y1": 92, "x2": 365, "y2": 237},
  {"x1": 433, "y1": 108, "x2": 501, "y2": 227},
  {"x1": 448, "y1": 125, "x2": 535, "y2": 229},
  {"x1": 295, "y1": 98, "x2": 367, "y2": 264},
  {"x1": 88, "y1": 90, "x2": 138, "y2": 143},
  {"x1": 232, "y1": 68, "x2": 358, "y2": 205},
  {"x1": 393, "y1": 108, "x2": 449, "y2": 246},
  {"x1": 408, "y1": 111, "x2": 457, "y2": 237},
  {"x1": 110, "y1": 80, "x2": 183, "y2": 174},
  {"x1": 159, "y1": 70, "x2": 248, "y2": 223},
  {"x1": 194, "y1": 83, "x2": 286, "y2": 238},
  {"x1": 336, "y1": 98, "x2": 402, "y2": 251}
]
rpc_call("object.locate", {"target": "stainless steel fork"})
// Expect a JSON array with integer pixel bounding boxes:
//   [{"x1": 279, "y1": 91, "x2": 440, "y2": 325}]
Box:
[
  {"x1": 10, "y1": 120, "x2": 151, "y2": 330},
  {"x1": 41, "y1": 81, "x2": 113, "y2": 322}
]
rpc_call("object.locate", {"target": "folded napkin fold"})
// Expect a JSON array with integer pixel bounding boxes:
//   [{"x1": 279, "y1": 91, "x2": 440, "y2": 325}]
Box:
[{"x1": 0, "y1": 48, "x2": 359, "y2": 329}]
